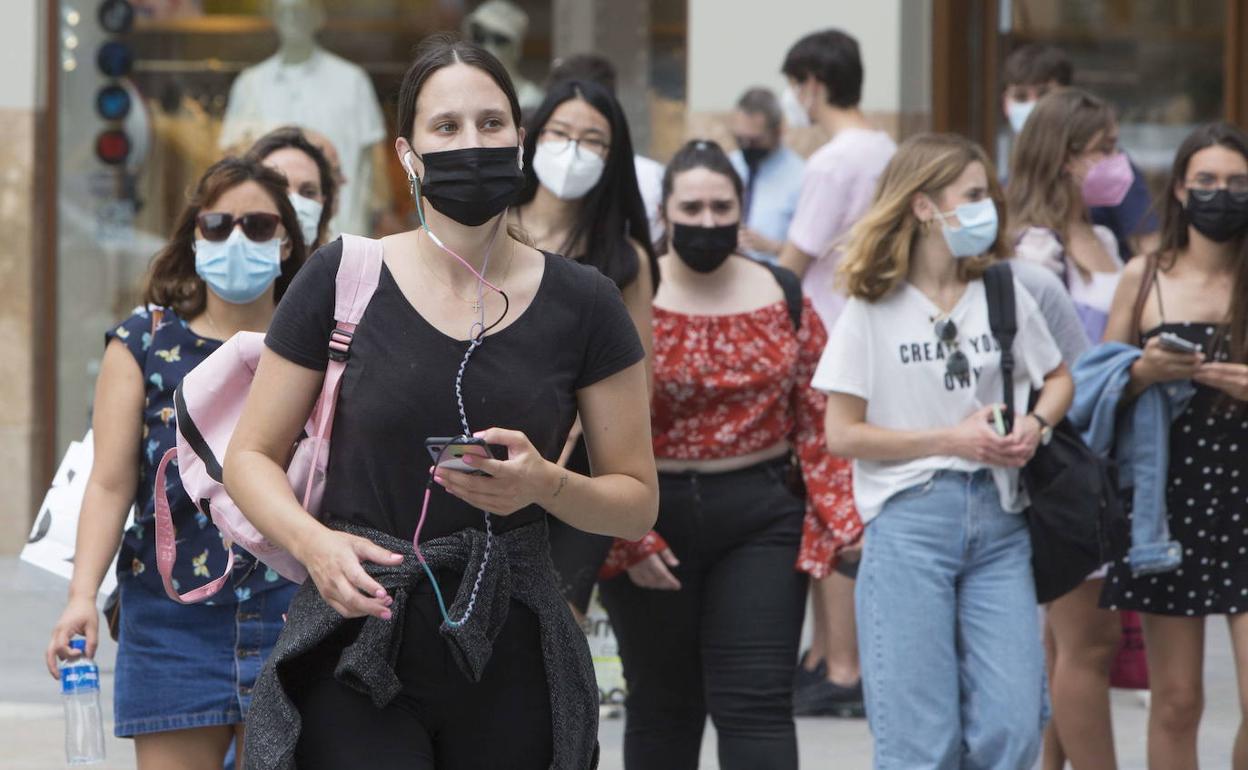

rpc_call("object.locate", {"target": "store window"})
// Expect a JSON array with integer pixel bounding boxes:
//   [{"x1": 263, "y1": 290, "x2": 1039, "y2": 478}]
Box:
[
  {"x1": 998, "y1": 0, "x2": 1228, "y2": 193},
  {"x1": 52, "y1": 0, "x2": 557, "y2": 452}
]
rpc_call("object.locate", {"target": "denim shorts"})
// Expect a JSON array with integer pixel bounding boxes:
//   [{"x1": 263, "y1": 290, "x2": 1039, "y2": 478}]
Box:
[{"x1": 113, "y1": 576, "x2": 296, "y2": 737}]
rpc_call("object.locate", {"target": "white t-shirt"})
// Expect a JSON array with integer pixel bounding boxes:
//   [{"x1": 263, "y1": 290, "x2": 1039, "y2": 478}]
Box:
[
  {"x1": 220, "y1": 48, "x2": 386, "y2": 239},
  {"x1": 634, "y1": 154, "x2": 665, "y2": 246},
  {"x1": 811, "y1": 278, "x2": 1063, "y2": 524}
]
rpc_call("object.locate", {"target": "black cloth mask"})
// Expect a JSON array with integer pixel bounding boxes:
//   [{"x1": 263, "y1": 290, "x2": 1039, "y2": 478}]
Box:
[
  {"x1": 740, "y1": 145, "x2": 770, "y2": 169},
  {"x1": 416, "y1": 146, "x2": 524, "y2": 227},
  {"x1": 1186, "y1": 189, "x2": 1248, "y2": 243},
  {"x1": 672, "y1": 222, "x2": 739, "y2": 273}
]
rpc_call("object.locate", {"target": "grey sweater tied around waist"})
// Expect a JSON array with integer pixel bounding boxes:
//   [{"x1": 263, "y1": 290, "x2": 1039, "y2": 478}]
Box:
[{"x1": 243, "y1": 518, "x2": 599, "y2": 770}]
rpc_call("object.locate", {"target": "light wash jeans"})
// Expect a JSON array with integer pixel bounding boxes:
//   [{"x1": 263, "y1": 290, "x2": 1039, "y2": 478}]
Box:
[{"x1": 856, "y1": 470, "x2": 1044, "y2": 770}]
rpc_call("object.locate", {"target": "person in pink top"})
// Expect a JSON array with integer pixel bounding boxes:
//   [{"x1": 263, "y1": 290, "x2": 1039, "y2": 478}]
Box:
[{"x1": 775, "y1": 28, "x2": 896, "y2": 718}]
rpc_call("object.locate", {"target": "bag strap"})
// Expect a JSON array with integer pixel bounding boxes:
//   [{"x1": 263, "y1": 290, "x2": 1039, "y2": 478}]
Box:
[
  {"x1": 984, "y1": 262, "x2": 1018, "y2": 431},
  {"x1": 301, "y1": 235, "x2": 384, "y2": 508},
  {"x1": 1130, "y1": 252, "x2": 1160, "y2": 346},
  {"x1": 154, "y1": 447, "x2": 234, "y2": 604},
  {"x1": 761, "y1": 261, "x2": 803, "y2": 331}
]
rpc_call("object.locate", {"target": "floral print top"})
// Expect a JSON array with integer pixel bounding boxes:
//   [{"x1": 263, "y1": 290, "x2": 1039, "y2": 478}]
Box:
[
  {"x1": 107, "y1": 306, "x2": 292, "y2": 603},
  {"x1": 601, "y1": 298, "x2": 862, "y2": 579}
]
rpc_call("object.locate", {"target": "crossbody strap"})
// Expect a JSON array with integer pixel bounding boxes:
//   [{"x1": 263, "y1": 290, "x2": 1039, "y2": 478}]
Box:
[{"x1": 984, "y1": 262, "x2": 1018, "y2": 431}]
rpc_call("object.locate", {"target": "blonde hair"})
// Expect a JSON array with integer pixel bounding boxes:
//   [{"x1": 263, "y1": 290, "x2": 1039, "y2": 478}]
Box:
[
  {"x1": 839, "y1": 133, "x2": 1008, "y2": 301},
  {"x1": 1006, "y1": 88, "x2": 1115, "y2": 249}
]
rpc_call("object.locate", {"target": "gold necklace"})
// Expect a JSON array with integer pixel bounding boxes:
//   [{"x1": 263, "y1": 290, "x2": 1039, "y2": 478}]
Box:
[{"x1": 418, "y1": 232, "x2": 514, "y2": 312}]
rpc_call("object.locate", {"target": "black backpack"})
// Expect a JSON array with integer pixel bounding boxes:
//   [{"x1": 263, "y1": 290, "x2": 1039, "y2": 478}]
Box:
[{"x1": 983, "y1": 263, "x2": 1126, "y2": 604}]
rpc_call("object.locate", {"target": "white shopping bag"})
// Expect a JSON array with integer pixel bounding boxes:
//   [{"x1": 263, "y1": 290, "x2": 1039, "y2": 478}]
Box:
[
  {"x1": 21, "y1": 431, "x2": 133, "y2": 604},
  {"x1": 582, "y1": 587, "x2": 626, "y2": 715}
]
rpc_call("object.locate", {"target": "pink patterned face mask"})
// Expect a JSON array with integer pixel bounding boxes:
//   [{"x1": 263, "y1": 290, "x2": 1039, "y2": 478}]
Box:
[{"x1": 1081, "y1": 151, "x2": 1133, "y2": 207}]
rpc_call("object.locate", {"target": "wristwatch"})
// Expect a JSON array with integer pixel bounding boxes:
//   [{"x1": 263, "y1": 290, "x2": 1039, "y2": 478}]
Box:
[{"x1": 1029, "y1": 413, "x2": 1054, "y2": 446}]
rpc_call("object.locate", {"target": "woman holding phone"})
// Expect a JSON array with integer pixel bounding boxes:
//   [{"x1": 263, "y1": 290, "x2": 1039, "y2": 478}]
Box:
[
  {"x1": 817, "y1": 133, "x2": 1072, "y2": 769},
  {"x1": 224, "y1": 35, "x2": 657, "y2": 769}
]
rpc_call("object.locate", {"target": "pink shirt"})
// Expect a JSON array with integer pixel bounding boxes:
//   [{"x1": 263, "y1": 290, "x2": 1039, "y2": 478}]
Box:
[{"x1": 788, "y1": 128, "x2": 896, "y2": 328}]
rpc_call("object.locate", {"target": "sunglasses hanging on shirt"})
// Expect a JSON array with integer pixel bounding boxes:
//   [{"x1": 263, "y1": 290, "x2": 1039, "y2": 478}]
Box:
[{"x1": 934, "y1": 316, "x2": 970, "y2": 379}]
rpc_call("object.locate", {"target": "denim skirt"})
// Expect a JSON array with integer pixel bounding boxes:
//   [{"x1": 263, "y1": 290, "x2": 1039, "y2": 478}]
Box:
[{"x1": 113, "y1": 575, "x2": 296, "y2": 737}]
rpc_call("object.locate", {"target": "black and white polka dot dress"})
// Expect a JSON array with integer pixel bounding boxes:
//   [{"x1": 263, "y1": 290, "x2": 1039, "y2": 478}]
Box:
[{"x1": 1102, "y1": 323, "x2": 1248, "y2": 617}]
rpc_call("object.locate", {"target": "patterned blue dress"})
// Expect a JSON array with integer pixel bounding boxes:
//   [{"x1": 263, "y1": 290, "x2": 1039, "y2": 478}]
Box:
[{"x1": 106, "y1": 306, "x2": 296, "y2": 737}]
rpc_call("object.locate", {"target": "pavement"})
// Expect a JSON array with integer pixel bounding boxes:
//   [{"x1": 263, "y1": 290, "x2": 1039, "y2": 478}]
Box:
[{"x1": 2, "y1": 555, "x2": 1238, "y2": 769}]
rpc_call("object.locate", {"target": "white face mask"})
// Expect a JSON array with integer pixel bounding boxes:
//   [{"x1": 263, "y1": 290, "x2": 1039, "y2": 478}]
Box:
[
  {"x1": 1006, "y1": 100, "x2": 1037, "y2": 134},
  {"x1": 288, "y1": 192, "x2": 323, "y2": 247},
  {"x1": 781, "y1": 85, "x2": 812, "y2": 129},
  {"x1": 531, "y1": 140, "x2": 606, "y2": 201}
]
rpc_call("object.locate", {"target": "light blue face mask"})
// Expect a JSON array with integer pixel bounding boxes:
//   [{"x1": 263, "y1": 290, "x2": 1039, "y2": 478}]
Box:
[
  {"x1": 936, "y1": 198, "x2": 999, "y2": 259},
  {"x1": 194, "y1": 228, "x2": 283, "y2": 304}
]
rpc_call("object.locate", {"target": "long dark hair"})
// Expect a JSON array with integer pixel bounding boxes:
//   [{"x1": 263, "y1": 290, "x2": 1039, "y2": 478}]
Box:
[
  {"x1": 245, "y1": 126, "x2": 338, "y2": 250},
  {"x1": 144, "y1": 157, "x2": 307, "y2": 318},
  {"x1": 397, "y1": 33, "x2": 522, "y2": 141},
  {"x1": 517, "y1": 78, "x2": 657, "y2": 293},
  {"x1": 1154, "y1": 121, "x2": 1248, "y2": 368}
]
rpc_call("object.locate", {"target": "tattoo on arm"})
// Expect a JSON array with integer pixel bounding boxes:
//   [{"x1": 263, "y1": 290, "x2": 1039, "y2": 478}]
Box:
[{"x1": 552, "y1": 473, "x2": 569, "y2": 499}]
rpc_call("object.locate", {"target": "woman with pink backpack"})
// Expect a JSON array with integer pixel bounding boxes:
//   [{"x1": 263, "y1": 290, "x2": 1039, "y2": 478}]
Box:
[
  {"x1": 226, "y1": 35, "x2": 657, "y2": 769},
  {"x1": 44, "y1": 155, "x2": 310, "y2": 767}
]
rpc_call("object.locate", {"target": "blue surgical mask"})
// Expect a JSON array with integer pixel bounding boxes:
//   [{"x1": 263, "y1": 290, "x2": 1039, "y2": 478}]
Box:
[
  {"x1": 288, "y1": 193, "x2": 323, "y2": 248},
  {"x1": 194, "y1": 228, "x2": 283, "y2": 304},
  {"x1": 936, "y1": 198, "x2": 998, "y2": 259}
]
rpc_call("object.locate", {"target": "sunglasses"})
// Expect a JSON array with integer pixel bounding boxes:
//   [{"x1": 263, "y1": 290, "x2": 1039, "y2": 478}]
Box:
[
  {"x1": 196, "y1": 212, "x2": 281, "y2": 243},
  {"x1": 935, "y1": 316, "x2": 970, "y2": 379}
]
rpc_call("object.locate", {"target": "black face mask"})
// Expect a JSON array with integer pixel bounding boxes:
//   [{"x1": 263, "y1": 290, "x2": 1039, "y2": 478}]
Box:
[
  {"x1": 672, "y1": 222, "x2": 739, "y2": 273},
  {"x1": 1186, "y1": 189, "x2": 1248, "y2": 243},
  {"x1": 740, "y1": 145, "x2": 770, "y2": 169},
  {"x1": 415, "y1": 146, "x2": 524, "y2": 227}
]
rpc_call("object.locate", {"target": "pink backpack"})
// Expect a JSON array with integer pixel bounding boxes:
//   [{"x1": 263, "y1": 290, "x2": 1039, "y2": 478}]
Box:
[{"x1": 153, "y1": 234, "x2": 383, "y2": 603}]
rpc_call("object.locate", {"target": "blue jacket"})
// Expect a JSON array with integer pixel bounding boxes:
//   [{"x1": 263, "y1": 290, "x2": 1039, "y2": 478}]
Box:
[{"x1": 1069, "y1": 343, "x2": 1194, "y2": 576}]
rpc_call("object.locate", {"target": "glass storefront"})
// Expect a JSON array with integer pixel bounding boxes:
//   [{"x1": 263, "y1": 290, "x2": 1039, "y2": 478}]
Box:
[
  {"x1": 997, "y1": 0, "x2": 1228, "y2": 194},
  {"x1": 52, "y1": 0, "x2": 633, "y2": 453}
]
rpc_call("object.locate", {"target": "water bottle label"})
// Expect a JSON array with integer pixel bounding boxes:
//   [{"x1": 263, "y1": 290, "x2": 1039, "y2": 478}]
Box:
[{"x1": 61, "y1": 665, "x2": 101, "y2": 695}]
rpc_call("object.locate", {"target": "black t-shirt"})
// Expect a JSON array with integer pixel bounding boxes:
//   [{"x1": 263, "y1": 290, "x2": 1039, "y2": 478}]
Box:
[{"x1": 265, "y1": 238, "x2": 645, "y2": 541}]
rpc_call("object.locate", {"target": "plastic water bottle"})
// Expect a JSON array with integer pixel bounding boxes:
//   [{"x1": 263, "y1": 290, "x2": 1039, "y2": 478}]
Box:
[{"x1": 61, "y1": 637, "x2": 105, "y2": 765}]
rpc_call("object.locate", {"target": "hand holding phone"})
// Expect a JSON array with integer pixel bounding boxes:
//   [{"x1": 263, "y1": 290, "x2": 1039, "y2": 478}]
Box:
[
  {"x1": 425, "y1": 436, "x2": 508, "y2": 477},
  {"x1": 1157, "y1": 331, "x2": 1202, "y2": 355}
]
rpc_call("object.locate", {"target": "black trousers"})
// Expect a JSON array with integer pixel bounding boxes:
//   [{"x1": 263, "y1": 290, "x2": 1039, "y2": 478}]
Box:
[
  {"x1": 288, "y1": 572, "x2": 553, "y2": 770},
  {"x1": 599, "y1": 459, "x2": 808, "y2": 770}
]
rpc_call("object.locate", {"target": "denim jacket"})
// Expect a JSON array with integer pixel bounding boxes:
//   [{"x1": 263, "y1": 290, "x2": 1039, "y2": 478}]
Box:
[{"x1": 1069, "y1": 342, "x2": 1194, "y2": 576}]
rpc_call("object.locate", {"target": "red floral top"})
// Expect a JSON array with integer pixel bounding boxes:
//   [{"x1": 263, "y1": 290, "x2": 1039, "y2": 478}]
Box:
[{"x1": 601, "y1": 298, "x2": 862, "y2": 580}]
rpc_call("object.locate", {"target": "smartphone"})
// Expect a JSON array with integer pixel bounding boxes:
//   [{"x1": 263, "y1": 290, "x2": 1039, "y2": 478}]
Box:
[
  {"x1": 1157, "y1": 332, "x2": 1202, "y2": 355},
  {"x1": 425, "y1": 436, "x2": 507, "y2": 476}
]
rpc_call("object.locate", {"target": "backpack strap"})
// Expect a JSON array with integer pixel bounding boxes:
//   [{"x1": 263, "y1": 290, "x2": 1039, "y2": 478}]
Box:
[
  {"x1": 760, "y1": 261, "x2": 804, "y2": 331},
  {"x1": 154, "y1": 447, "x2": 234, "y2": 604},
  {"x1": 983, "y1": 262, "x2": 1018, "y2": 431},
  {"x1": 301, "y1": 235, "x2": 384, "y2": 508}
]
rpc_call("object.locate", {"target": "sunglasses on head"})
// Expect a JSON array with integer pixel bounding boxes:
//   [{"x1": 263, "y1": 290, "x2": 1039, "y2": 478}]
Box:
[
  {"x1": 196, "y1": 212, "x2": 281, "y2": 243},
  {"x1": 935, "y1": 316, "x2": 970, "y2": 379}
]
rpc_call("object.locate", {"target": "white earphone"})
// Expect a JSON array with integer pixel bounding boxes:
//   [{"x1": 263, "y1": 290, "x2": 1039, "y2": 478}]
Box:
[{"x1": 402, "y1": 150, "x2": 417, "y2": 180}]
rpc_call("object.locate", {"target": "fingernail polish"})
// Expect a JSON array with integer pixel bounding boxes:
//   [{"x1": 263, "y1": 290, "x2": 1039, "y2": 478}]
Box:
[{"x1": 381, "y1": 610, "x2": 392, "y2": 621}]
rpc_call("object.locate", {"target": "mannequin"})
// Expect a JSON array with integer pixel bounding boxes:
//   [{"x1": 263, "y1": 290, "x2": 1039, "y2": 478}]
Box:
[
  {"x1": 219, "y1": 0, "x2": 387, "y2": 238},
  {"x1": 463, "y1": 0, "x2": 543, "y2": 111}
]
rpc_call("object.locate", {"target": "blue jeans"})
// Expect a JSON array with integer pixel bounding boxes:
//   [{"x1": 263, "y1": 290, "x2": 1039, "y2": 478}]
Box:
[{"x1": 856, "y1": 470, "x2": 1043, "y2": 770}]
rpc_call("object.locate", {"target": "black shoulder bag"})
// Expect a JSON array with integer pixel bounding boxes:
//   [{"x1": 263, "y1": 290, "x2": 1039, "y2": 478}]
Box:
[{"x1": 983, "y1": 263, "x2": 1124, "y2": 603}]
